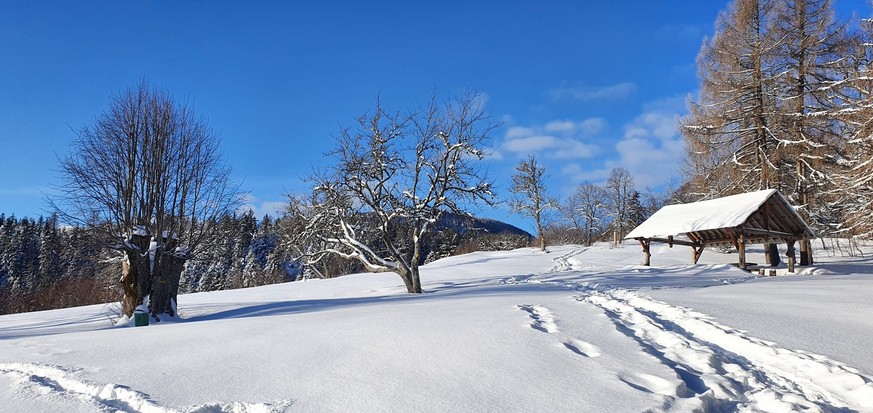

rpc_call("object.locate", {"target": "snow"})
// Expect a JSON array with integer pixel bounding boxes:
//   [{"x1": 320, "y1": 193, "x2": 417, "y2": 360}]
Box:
[
  {"x1": 625, "y1": 189, "x2": 808, "y2": 239},
  {"x1": 2, "y1": 241, "x2": 873, "y2": 412},
  {"x1": 132, "y1": 226, "x2": 149, "y2": 237}
]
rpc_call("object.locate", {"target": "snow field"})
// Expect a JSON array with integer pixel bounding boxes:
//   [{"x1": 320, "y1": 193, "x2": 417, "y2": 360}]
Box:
[{"x1": 1, "y1": 242, "x2": 872, "y2": 412}]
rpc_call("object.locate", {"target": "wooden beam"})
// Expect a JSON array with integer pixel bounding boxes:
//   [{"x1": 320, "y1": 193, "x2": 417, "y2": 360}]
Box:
[
  {"x1": 639, "y1": 237, "x2": 698, "y2": 247},
  {"x1": 692, "y1": 243, "x2": 706, "y2": 264},
  {"x1": 638, "y1": 238, "x2": 652, "y2": 266},
  {"x1": 742, "y1": 227, "x2": 803, "y2": 239},
  {"x1": 786, "y1": 239, "x2": 796, "y2": 273}
]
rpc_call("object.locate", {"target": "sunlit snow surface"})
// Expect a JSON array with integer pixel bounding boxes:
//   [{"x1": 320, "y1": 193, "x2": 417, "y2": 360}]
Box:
[{"x1": 2, "y1": 241, "x2": 872, "y2": 412}]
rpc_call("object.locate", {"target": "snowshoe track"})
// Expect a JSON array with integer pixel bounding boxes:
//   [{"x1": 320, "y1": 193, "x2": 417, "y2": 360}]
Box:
[{"x1": 0, "y1": 362, "x2": 293, "y2": 413}]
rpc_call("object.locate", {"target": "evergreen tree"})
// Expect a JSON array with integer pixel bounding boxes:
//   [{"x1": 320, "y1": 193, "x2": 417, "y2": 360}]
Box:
[
  {"x1": 627, "y1": 191, "x2": 647, "y2": 229},
  {"x1": 0, "y1": 214, "x2": 10, "y2": 288},
  {"x1": 38, "y1": 215, "x2": 62, "y2": 282}
]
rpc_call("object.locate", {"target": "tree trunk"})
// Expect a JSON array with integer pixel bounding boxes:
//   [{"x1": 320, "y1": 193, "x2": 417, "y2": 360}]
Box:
[
  {"x1": 121, "y1": 232, "x2": 151, "y2": 317},
  {"x1": 396, "y1": 266, "x2": 422, "y2": 294},
  {"x1": 149, "y1": 247, "x2": 186, "y2": 318},
  {"x1": 411, "y1": 266, "x2": 422, "y2": 294},
  {"x1": 120, "y1": 252, "x2": 138, "y2": 317},
  {"x1": 764, "y1": 243, "x2": 780, "y2": 266},
  {"x1": 799, "y1": 239, "x2": 812, "y2": 266},
  {"x1": 404, "y1": 235, "x2": 424, "y2": 294}
]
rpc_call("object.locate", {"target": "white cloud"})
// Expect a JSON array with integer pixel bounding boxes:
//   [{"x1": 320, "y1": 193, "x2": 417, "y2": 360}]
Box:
[
  {"x1": 500, "y1": 117, "x2": 605, "y2": 160},
  {"x1": 544, "y1": 118, "x2": 606, "y2": 135},
  {"x1": 544, "y1": 120, "x2": 575, "y2": 133},
  {"x1": 611, "y1": 96, "x2": 686, "y2": 187},
  {"x1": 238, "y1": 196, "x2": 287, "y2": 220},
  {"x1": 552, "y1": 140, "x2": 595, "y2": 159},
  {"x1": 471, "y1": 92, "x2": 490, "y2": 113},
  {"x1": 557, "y1": 95, "x2": 689, "y2": 189},
  {"x1": 483, "y1": 148, "x2": 504, "y2": 161},
  {"x1": 548, "y1": 82, "x2": 637, "y2": 102},
  {"x1": 504, "y1": 135, "x2": 559, "y2": 153},
  {"x1": 505, "y1": 126, "x2": 535, "y2": 140}
]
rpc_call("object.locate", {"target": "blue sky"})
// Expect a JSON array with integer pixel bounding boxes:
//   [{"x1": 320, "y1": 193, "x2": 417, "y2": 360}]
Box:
[{"x1": 0, "y1": 1, "x2": 868, "y2": 233}]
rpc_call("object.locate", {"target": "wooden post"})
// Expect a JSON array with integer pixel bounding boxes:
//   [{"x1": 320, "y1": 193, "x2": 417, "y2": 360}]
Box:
[
  {"x1": 737, "y1": 231, "x2": 747, "y2": 270},
  {"x1": 692, "y1": 244, "x2": 705, "y2": 264},
  {"x1": 786, "y1": 239, "x2": 796, "y2": 273},
  {"x1": 639, "y1": 238, "x2": 651, "y2": 266}
]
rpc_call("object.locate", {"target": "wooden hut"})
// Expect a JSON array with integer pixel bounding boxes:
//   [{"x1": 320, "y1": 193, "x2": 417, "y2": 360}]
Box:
[{"x1": 625, "y1": 189, "x2": 815, "y2": 272}]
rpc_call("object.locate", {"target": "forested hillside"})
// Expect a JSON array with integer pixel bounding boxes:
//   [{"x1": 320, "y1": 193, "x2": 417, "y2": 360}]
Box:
[{"x1": 0, "y1": 210, "x2": 529, "y2": 315}]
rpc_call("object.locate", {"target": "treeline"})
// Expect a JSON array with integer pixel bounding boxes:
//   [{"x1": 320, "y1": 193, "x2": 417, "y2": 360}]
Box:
[
  {"x1": 0, "y1": 210, "x2": 529, "y2": 315},
  {"x1": 0, "y1": 214, "x2": 111, "y2": 314}
]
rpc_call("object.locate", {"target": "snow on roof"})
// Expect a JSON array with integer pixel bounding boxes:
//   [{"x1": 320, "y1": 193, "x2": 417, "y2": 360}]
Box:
[{"x1": 625, "y1": 189, "x2": 779, "y2": 239}]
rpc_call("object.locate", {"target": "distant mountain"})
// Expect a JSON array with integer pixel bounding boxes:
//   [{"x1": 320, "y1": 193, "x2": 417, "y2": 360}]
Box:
[{"x1": 435, "y1": 212, "x2": 532, "y2": 239}]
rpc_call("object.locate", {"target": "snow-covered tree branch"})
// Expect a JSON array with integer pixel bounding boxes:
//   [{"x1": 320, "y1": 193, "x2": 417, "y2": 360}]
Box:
[{"x1": 294, "y1": 92, "x2": 497, "y2": 293}]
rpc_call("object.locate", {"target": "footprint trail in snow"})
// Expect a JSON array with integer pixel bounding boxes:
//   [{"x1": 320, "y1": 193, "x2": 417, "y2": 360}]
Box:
[
  {"x1": 516, "y1": 304, "x2": 601, "y2": 358},
  {"x1": 0, "y1": 362, "x2": 293, "y2": 413},
  {"x1": 579, "y1": 287, "x2": 873, "y2": 412}
]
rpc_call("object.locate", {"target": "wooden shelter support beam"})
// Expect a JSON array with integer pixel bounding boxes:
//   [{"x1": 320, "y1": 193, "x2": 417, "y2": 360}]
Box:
[
  {"x1": 643, "y1": 237, "x2": 698, "y2": 248},
  {"x1": 786, "y1": 239, "x2": 796, "y2": 273},
  {"x1": 692, "y1": 243, "x2": 706, "y2": 264},
  {"x1": 638, "y1": 238, "x2": 652, "y2": 266},
  {"x1": 735, "y1": 228, "x2": 747, "y2": 270},
  {"x1": 741, "y1": 227, "x2": 803, "y2": 239}
]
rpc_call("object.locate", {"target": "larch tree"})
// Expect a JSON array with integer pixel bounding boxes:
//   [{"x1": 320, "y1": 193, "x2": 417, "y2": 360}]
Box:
[
  {"x1": 682, "y1": 0, "x2": 784, "y2": 197},
  {"x1": 510, "y1": 155, "x2": 556, "y2": 252},
  {"x1": 53, "y1": 81, "x2": 243, "y2": 320},
  {"x1": 771, "y1": 0, "x2": 848, "y2": 262},
  {"x1": 298, "y1": 92, "x2": 496, "y2": 293},
  {"x1": 830, "y1": 13, "x2": 873, "y2": 239},
  {"x1": 683, "y1": 0, "x2": 861, "y2": 260}
]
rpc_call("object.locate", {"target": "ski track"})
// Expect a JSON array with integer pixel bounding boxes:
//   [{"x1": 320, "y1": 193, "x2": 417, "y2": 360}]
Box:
[
  {"x1": 0, "y1": 362, "x2": 293, "y2": 413},
  {"x1": 580, "y1": 287, "x2": 873, "y2": 412}
]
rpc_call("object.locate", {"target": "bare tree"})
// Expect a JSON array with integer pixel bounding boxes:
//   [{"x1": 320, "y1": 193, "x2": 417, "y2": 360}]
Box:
[
  {"x1": 52, "y1": 81, "x2": 243, "y2": 319},
  {"x1": 510, "y1": 155, "x2": 557, "y2": 252},
  {"x1": 771, "y1": 0, "x2": 848, "y2": 263},
  {"x1": 682, "y1": 0, "x2": 784, "y2": 197},
  {"x1": 298, "y1": 92, "x2": 496, "y2": 293},
  {"x1": 564, "y1": 182, "x2": 608, "y2": 246},
  {"x1": 831, "y1": 16, "x2": 873, "y2": 240},
  {"x1": 605, "y1": 167, "x2": 635, "y2": 244}
]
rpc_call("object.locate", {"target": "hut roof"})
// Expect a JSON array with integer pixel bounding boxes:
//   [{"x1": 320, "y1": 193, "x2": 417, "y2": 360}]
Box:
[{"x1": 625, "y1": 189, "x2": 815, "y2": 247}]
